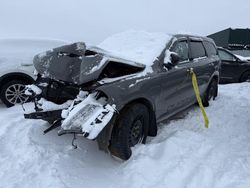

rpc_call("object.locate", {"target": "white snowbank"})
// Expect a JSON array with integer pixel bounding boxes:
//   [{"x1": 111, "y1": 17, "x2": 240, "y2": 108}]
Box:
[
  {"x1": 0, "y1": 83, "x2": 250, "y2": 188},
  {"x1": 98, "y1": 30, "x2": 172, "y2": 69}
]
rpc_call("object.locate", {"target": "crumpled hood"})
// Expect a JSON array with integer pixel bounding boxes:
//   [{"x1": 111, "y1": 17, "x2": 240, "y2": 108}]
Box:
[
  {"x1": 34, "y1": 42, "x2": 145, "y2": 85},
  {"x1": 34, "y1": 42, "x2": 104, "y2": 85}
]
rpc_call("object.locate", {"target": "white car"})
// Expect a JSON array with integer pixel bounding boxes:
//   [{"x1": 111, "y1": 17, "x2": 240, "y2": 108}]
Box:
[{"x1": 0, "y1": 38, "x2": 67, "y2": 107}]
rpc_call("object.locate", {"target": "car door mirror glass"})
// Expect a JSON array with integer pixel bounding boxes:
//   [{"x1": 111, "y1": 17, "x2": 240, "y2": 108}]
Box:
[
  {"x1": 170, "y1": 52, "x2": 181, "y2": 65},
  {"x1": 163, "y1": 51, "x2": 180, "y2": 69}
]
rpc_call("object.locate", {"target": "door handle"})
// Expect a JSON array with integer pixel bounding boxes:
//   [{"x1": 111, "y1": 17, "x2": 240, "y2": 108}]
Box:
[{"x1": 187, "y1": 67, "x2": 194, "y2": 73}]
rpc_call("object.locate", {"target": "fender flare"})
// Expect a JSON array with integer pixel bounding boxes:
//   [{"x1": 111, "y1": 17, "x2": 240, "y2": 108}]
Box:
[{"x1": 0, "y1": 72, "x2": 35, "y2": 90}]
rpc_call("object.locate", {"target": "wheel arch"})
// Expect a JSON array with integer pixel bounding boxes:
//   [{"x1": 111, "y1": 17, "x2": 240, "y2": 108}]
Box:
[
  {"x1": 122, "y1": 98, "x2": 157, "y2": 137},
  {"x1": 96, "y1": 97, "x2": 157, "y2": 153},
  {"x1": 0, "y1": 72, "x2": 34, "y2": 91},
  {"x1": 239, "y1": 69, "x2": 250, "y2": 82},
  {"x1": 209, "y1": 74, "x2": 219, "y2": 97},
  {"x1": 207, "y1": 72, "x2": 219, "y2": 88}
]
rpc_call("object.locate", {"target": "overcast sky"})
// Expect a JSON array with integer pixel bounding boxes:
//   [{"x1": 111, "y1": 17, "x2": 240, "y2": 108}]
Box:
[{"x1": 0, "y1": 0, "x2": 249, "y2": 44}]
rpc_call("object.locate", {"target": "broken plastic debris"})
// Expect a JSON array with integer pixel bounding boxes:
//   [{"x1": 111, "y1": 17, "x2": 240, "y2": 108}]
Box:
[{"x1": 60, "y1": 92, "x2": 116, "y2": 139}]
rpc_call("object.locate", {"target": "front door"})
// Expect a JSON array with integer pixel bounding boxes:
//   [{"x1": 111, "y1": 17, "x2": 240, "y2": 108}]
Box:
[
  {"x1": 156, "y1": 39, "x2": 193, "y2": 122},
  {"x1": 218, "y1": 49, "x2": 240, "y2": 82}
]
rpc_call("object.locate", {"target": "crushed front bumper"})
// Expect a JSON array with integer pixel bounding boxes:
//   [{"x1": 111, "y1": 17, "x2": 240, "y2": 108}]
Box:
[{"x1": 24, "y1": 90, "x2": 116, "y2": 139}]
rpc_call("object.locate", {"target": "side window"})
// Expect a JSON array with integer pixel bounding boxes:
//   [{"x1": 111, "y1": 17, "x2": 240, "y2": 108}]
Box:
[
  {"x1": 171, "y1": 41, "x2": 189, "y2": 62},
  {"x1": 203, "y1": 41, "x2": 217, "y2": 57},
  {"x1": 218, "y1": 50, "x2": 236, "y2": 61},
  {"x1": 190, "y1": 41, "x2": 206, "y2": 59}
]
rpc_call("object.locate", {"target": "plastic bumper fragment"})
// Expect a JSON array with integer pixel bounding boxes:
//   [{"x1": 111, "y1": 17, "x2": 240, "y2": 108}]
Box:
[
  {"x1": 24, "y1": 110, "x2": 62, "y2": 121},
  {"x1": 60, "y1": 103, "x2": 116, "y2": 139}
]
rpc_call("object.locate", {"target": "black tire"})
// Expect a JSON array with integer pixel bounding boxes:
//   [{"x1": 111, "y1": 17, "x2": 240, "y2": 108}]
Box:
[
  {"x1": 109, "y1": 103, "x2": 149, "y2": 160},
  {"x1": 202, "y1": 79, "x2": 218, "y2": 107},
  {"x1": 240, "y1": 71, "x2": 250, "y2": 82},
  {"x1": 0, "y1": 80, "x2": 29, "y2": 107}
]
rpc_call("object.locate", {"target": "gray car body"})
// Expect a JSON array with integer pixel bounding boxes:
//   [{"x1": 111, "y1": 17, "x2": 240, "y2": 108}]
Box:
[{"x1": 33, "y1": 34, "x2": 220, "y2": 151}]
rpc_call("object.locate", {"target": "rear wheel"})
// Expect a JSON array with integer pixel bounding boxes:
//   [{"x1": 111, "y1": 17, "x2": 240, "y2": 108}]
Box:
[
  {"x1": 240, "y1": 71, "x2": 250, "y2": 82},
  {"x1": 0, "y1": 80, "x2": 29, "y2": 107},
  {"x1": 109, "y1": 103, "x2": 149, "y2": 160},
  {"x1": 202, "y1": 79, "x2": 218, "y2": 107}
]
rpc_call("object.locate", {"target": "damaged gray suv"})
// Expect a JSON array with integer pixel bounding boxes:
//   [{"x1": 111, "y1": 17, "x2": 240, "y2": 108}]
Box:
[{"x1": 24, "y1": 31, "x2": 220, "y2": 160}]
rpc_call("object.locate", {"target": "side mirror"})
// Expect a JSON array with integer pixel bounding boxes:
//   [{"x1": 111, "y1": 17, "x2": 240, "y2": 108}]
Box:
[{"x1": 170, "y1": 52, "x2": 181, "y2": 65}]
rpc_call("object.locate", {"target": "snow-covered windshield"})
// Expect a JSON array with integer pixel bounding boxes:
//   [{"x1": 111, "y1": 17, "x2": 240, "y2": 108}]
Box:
[{"x1": 98, "y1": 30, "x2": 172, "y2": 67}]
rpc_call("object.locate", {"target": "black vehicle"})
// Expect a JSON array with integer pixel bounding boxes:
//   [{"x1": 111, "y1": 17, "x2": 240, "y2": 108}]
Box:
[
  {"x1": 24, "y1": 32, "x2": 220, "y2": 160},
  {"x1": 218, "y1": 47, "x2": 250, "y2": 83}
]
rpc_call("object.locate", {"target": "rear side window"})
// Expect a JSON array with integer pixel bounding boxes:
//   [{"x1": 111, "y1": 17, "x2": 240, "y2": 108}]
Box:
[
  {"x1": 190, "y1": 41, "x2": 206, "y2": 59},
  {"x1": 203, "y1": 41, "x2": 217, "y2": 57},
  {"x1": 171, "y1": 41, "x2": 189, "y2": 61}
]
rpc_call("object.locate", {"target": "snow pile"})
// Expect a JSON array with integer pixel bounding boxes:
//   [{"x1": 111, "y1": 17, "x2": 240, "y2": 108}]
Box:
[
  {"x1": 119, "y1": 83, "x2": 250, "y2": 188},
  {"x1": 0, "y1": 83, "x2": 250, "y2": 188},
  {"x1": 98, "y1": 30, "x2": 172, "y2": 69}
]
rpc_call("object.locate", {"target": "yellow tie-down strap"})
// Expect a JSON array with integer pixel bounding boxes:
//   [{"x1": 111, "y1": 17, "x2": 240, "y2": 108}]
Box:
[{"x1": 190, "y1": 69, "x2": 209, "y2": 128}]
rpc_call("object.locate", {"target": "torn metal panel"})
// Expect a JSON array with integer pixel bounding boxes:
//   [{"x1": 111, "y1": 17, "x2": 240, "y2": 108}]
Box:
[
  {"x1": 33, "y1": 42, "x2": 145, "y2": 85},
  {"x1": 60, "y1": 92, "x2": 116, "y2": 139}
]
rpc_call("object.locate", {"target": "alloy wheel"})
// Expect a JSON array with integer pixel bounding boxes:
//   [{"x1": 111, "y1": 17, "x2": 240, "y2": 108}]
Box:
[{"x1": 5, "y1": 84, "x2": 28, "y2": 105}]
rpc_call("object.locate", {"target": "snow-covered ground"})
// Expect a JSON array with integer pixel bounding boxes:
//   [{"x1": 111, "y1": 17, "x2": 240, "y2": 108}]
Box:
[{"x1": 0, "y1": 83, "x2": 250, "y2": 188}]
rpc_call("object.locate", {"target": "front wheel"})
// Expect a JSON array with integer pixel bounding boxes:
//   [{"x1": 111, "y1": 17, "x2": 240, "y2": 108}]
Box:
[
  {"x1": 109, "y1": 103, "x2": 149, "y2": 160},
  {"x1": 0, "y1": 80, "x2": 30, "y2": 107},
  {"x1": 202, "y1": 79, "x2": 218, "y2": 107}
]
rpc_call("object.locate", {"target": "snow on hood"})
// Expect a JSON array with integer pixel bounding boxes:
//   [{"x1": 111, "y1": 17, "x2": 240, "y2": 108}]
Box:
[
  {"x1": 235, "y1": 54, "x2": 250, "y2": 61},
  {"x1": 0, "y1": 38, "x2": 68, "y2": 69},
  {"x1": 98, "y1": 30, "x2": 172, "y2": 68}
]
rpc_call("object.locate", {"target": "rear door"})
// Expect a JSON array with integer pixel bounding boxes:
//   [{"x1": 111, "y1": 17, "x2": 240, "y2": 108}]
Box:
[{"x1": 188, "y1": 39, "x2": 212, "y2": 94}]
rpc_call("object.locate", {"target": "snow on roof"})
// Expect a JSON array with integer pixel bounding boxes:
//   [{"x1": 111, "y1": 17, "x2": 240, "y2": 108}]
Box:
[{"x1": 98, "y1": 30, "x2": 172, "y2": 67}]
